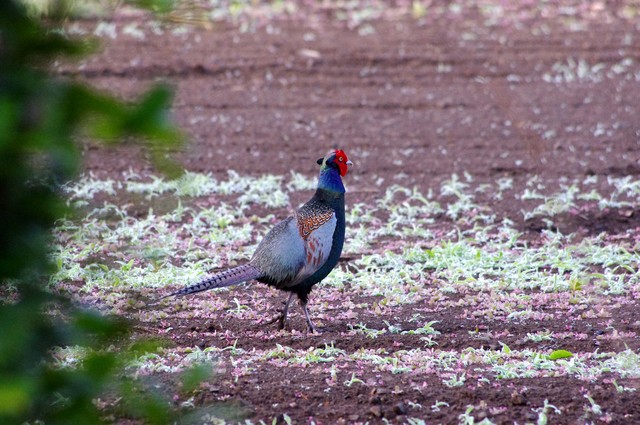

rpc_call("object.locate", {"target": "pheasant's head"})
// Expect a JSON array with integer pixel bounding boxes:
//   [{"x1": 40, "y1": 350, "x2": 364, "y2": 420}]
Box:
[{"x1": 316, "y1": 149, "x2": 353, "y2": 177}]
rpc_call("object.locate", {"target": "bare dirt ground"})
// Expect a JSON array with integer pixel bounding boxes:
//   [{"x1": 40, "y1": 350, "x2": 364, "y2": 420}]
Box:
[{"x1": 59, "y1": 2, "x2": 640, "y2": 424}]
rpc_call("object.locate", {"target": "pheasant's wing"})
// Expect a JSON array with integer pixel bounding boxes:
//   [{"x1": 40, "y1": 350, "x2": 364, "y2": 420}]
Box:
[
  {"x1": 249, "y1": 201, "x2": 337, "y2": 289},
  {"x1": 250, "y1": 216, "x2": 307, "y2": 285},
  {"x1": 290, "y1": 203, "x2": 337, "y2": 286}
]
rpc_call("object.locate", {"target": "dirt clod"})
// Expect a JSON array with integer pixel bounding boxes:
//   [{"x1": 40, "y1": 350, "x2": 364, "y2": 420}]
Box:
[{"x1": 369, "y1": 406, "x2": 383, "y2": 418}]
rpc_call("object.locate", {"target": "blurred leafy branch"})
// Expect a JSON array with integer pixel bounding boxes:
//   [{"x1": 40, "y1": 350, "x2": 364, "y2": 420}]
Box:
[{"x1": 0, "y1": 1, "x2": 200, "y2": 423}]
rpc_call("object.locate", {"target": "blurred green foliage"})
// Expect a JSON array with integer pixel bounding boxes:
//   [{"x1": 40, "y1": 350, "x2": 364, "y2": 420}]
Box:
[
  {"x1": 19, "y1": 0, "x2": 175, "y2": 18},
  {"x1": 0, "y1": 1, "x2": 187, "y2": 423}
]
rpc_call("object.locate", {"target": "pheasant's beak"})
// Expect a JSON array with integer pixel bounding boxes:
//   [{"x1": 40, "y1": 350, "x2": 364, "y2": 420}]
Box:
[
  {"x1": 339, "y1": 159, "x2": 353, "y2": 177},
  {"x1": 337, "y1": 158, "x2": 353, "y2": 177}
]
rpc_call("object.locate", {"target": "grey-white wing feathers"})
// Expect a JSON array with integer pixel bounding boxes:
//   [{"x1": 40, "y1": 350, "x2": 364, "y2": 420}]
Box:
[
  {"x1": 250, "y1": 217, "x2": 306, "y2": 285},
  {"x1": 248, "y1": 211, "x2": 337, "y2": 289}
]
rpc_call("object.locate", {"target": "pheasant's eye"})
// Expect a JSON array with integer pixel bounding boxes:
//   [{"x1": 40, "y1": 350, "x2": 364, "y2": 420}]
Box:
[{"x1": 338, "y1": 157, "x2": 343, "y2": 162}]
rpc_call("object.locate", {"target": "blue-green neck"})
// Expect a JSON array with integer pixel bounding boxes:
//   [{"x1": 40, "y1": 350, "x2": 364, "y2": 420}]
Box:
[{"x1": 317, "y1": 167, "x2": 345, "y2": 194}]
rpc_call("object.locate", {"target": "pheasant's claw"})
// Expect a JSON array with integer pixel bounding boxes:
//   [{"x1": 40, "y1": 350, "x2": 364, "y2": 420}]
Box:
[
  {"x1": 278, "y1": 314, "x2": 287, "y2": 330},
  {"x1": 300, "y1": 301, "x2": 321, "y2": 334},
  {"x1": 277, "y1": 293, "x2": 295, "y2": 330},
  {"x1": 262, "y1": 313, "x2": 285, "y2": 327},
  {"x1": 308, "y1": 324, "x2": 322, "y2": 334},
  {"x1": 261, "y1": 293, "x2": 294, "y2": 330}
]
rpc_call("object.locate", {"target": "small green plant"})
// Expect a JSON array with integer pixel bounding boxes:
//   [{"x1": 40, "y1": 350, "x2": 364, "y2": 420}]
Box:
[
  {"x1": 431, "y1": 400, "x2": 450, "y2": 412},
  {"x1": 443, "y1": 372, "x2": 466, "y2": 387},
  {"x1": 584, "y1": 394, "x2": 602, "y2": 416},
  {"x1": 403, "y1": 321, "x2": 440, "y2": 335},
  {"x1": 526, "y1": 329, "x2": 554, "y2": 343},
  {"x1": 281, "y1": 413, "x2": 293, "y2": 425},
  {"x1": 533, "y1": 399, "x2": 561, "y2": 425},
  {"x1": 229, "y1": 298, "x2": 250, "y2": 315},
  {"x1": 458, "y1": 405, "x2": 496, "y2": 425},
  {"x1": 421, "y1": 336, "x2": 439, "y2": 347},
  {"x1": 349, "y1": 322, "x2": 386, "y2": 339},
  {"x1": 612, "y1": 379, "x2": 637, "y2": 393},
  {"x1": 343, "y1": 372, "x2": 364, "y2": 387},
  {"x1": 569, "y1": 277, "x2": 584, "y2": 303}
]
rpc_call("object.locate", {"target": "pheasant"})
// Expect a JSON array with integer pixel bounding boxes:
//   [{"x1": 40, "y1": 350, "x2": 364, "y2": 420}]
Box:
[{"x1": 164, "y1": 149, "x2": 353, "y2": 333}]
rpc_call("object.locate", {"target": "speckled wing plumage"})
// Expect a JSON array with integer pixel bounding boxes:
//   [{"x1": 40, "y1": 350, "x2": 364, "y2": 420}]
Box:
[
  {"x1": 248, "y1": 199, "x2": 338, "y2": 289},
  {"x1": 292, "y1": 201, "x2": 337, "y2": 285},
  {"x1": 296, "y1": 200, "x2": 335, "y2": 240}
]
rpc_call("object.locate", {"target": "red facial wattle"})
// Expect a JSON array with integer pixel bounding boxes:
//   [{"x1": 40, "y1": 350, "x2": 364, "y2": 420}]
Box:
[{"x1": 334, "y1": 150, "x2": 350, "y2": 176}]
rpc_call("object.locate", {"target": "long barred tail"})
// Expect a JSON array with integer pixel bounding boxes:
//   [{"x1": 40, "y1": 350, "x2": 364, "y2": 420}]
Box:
[{"x1": 163, "y1": 264, "x2": 261, "y2": 299}]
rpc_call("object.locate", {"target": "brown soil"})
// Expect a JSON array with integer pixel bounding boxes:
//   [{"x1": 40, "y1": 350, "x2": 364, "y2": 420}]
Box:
[{"x1": 62, "y1": 3, "x2": 640, "y2": 424}]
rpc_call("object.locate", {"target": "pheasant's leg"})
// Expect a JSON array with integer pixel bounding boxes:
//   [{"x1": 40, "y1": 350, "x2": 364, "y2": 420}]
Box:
[
  {"x1": 262, "y1": 292, "x2": 295, "y2": 329},
  {"x1": 278, "y1": 292, "x2": 295, "y2": 329},
  {"x1": 300, "y1": 299, "x2": 319, "y2": 334}
]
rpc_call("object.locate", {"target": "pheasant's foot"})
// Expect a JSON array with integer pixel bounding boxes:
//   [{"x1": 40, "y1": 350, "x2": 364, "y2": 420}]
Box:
[
  {"x1": 277, "y1": 314, "x2": 287, "y2": 330},
  {"x1": 300, "y1": 300, "x2": 322, "y2": 334},
  {"x1": 308, "y1": 324, "x2": 322, "y2": 334},
  {"x1": 261, "y1": 293, "x2": 294, "y2": 330},
  {"x1": 262, "y1": 313, "x2": 284, "y2": 327}
]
